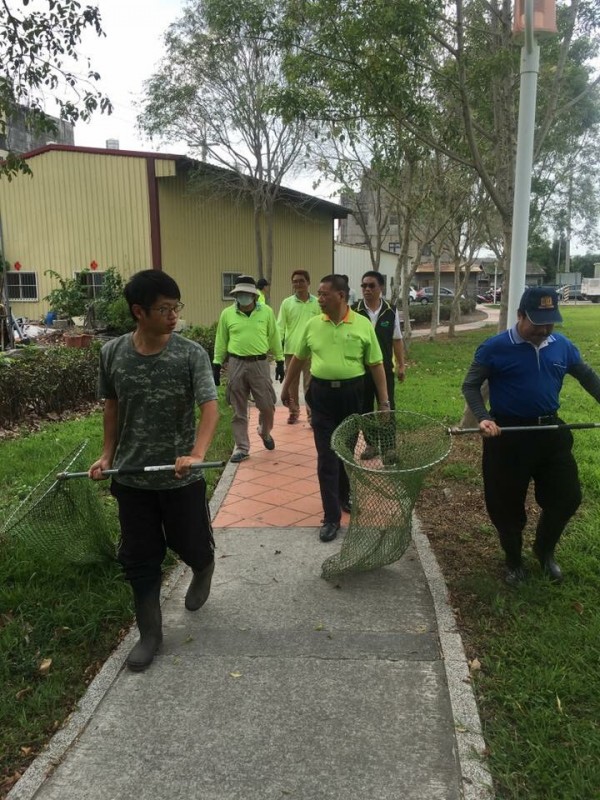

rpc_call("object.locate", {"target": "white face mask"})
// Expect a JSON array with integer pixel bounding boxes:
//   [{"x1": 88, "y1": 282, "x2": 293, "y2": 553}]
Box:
[{"x1": 236, "y1": 293, "x2": 255, "y2": 306}]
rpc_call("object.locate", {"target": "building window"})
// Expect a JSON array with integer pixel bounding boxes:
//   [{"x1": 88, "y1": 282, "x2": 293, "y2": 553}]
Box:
[
  {"x1": 6, "y1": 271, "x2": 38, "y2": 301},
  {"x1": 388, "y1": 242, "x2": 401, "y2": 254},
  {"x1": 388, "y1": 214, "x2": 398, "y2": 226},
  {"x1": 75, "y1": 271, "x2": 105, "y2": 300},
  {"x1": 222, "y1": 272, "x2": 240, "y2": 300}
]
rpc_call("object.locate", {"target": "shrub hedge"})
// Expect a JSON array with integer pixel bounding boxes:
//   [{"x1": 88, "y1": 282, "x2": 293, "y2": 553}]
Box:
[
  {"x1": 0, "y1": 345, "x2": 101, "y2": 427},
  {"x1": 182, "y1": 322, "x2": 218, "y2": 361},
  {"x1": 406, "y1": 297, "x2": 477, "y2": 324}
]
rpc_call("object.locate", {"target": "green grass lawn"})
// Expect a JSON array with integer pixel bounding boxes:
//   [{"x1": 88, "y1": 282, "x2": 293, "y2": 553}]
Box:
[{"x1": 1, "y1": 309, "x2": 600, "y2": 798}]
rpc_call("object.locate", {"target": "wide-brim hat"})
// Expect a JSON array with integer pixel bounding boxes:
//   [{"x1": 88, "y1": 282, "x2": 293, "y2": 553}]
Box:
[
  {"x1": 520, "y1": 286, "x2": 562, "y2": 324},
  {"x1": 230, "y1": 275, "x2": 259, "y2": 296}
]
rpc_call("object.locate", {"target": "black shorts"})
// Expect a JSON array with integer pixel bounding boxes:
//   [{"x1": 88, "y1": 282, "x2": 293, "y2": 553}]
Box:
[{"x1": 110, "y1": 478, "x2": 214, "y2": 584}]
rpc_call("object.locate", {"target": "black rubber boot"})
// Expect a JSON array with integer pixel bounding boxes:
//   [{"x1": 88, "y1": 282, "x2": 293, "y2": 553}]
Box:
[
  {"x1": 185, "y1": 560, "x2": 215, "y2": 611},
  {"x1": 126, "y1": 580, "x2": 163, "y2": 672},
  {"x1": 533, "y1": 545, "x2": 563, "y2": 583}
]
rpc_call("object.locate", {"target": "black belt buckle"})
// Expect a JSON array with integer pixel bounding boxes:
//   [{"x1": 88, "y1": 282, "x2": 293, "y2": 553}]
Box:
[{"x1": 331, "y1": 380, "x2": 341, "y2": 388}]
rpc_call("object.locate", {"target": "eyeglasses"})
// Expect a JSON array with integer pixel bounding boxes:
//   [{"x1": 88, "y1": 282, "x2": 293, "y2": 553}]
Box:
[
  {"x1": 149, "y1": 302, "x2": 185, "y2": 316},
  {"x1": 361, "y1": 282, "x2": 378, "y2": 289}
]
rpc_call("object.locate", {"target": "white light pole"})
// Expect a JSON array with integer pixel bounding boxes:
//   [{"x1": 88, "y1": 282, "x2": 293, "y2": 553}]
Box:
[{"x1": 507, "y1": 0, "x2": 557, "y2": 324}]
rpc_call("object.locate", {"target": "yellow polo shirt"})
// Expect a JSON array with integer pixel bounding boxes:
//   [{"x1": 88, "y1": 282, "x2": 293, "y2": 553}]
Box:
[
  {"x1": 214, "y1": 302, "x2": 283, "y2": 364},
  {"x1": 295, "y1": 308, "x2": 383, "y2": 380}
]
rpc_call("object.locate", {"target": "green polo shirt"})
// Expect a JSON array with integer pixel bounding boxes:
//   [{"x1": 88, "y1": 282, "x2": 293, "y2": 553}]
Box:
[
  {"x1": 295, "y1": 308, "x2": 383, "y2": 380},
  {"x1": 277, "y1": 293, "x2": 320, "y2": 355},
  {"x1": 214, "y1": 301, "x2": 283, "y2": 364}
]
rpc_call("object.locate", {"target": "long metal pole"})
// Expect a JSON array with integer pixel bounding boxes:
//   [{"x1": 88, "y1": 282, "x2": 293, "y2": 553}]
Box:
[{"x1": 507, "y1": 0, "x2": 540, "y2": 325}]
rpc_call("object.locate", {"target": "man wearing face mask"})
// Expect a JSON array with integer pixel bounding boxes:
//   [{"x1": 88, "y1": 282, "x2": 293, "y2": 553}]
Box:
[
  {"x1": 213, "y1": 275, "x2": 285, "y2": 463},
  {"x1": 462, "y1": 286, "x2": 600, "y2": 586}
]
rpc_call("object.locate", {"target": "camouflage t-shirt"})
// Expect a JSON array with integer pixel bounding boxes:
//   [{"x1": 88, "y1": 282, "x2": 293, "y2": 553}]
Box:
[{"x1": 98, "y1": 332, "x2": 218, "y2": 490}]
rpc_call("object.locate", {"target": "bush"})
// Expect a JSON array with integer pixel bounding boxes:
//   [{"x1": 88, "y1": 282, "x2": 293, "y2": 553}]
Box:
[
  {"x1": 88, "y1": 268, "x2": 135, "y2": 335},
  {"x1": 182, "y1": 322, "x2": 218, "y2": 361},
  {"x1": 44, "y1": 270, "x2": 89, "y2": 319},
  {"x1": 408, "y1": 297, "x2": 477, "y2": 324},
  {"x1": 0, "y1": 346, "x2": 100, "y2": 426}
]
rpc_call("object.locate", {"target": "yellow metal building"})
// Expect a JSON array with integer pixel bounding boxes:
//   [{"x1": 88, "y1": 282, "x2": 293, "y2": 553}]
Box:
[{"x1": 0, "y1": 145, "x2": 348, "y2": 325}]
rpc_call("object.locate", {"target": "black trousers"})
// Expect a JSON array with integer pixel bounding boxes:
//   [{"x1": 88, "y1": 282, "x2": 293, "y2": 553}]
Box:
[
  {"x1": 307, "y1": 377, "x2": 364, "y2": 524},
  {"x1": 482, "y1": 423, "x2": 581, "y2": 565},
  {"x1": 361, "y1": 366, "x2": 395, "y2": 413},
  {"x1": 110, "y1": 479, "x2": 214, "y2": 591}
]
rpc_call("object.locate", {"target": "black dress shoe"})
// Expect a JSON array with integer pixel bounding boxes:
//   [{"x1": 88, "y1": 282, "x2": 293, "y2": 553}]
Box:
[
  {"x1": 504, "y1": 564, "x2": 528, "y2": 587},
  {"x1": 341, "y1": 499, "x2": 352, "y2": 514},
  {"x1": 319, "y1": 522, "x2": 340, "y2": 542},
  {"x1": 534, "y1": 547, "x2": 563, "y2": 583}
]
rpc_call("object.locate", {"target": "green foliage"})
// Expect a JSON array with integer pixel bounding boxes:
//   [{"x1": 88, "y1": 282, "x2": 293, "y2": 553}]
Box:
[
  {"x1": 182, "y1": 322, "x2": 218, "y2": 361},
  {"x1": 44, "y1": 269, "x2": 89, "y2": 319},
  {"x1": 0, "y1": 346, "x2": 100, "y2": 426},
  {"x1": 407, "y1": 296, "x2": 477, "y2": 324},
  {"x1": 90, "y1": 268, "x2": 135, "y2": 335},
  {"x1": 0, "y1": 0, "x2": 112, "y2": 180}
]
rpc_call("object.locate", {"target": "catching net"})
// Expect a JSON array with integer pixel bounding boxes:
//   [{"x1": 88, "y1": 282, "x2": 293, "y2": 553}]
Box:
[
  {"x1": 1, "y1": 441, "x2": 118, "y2": 565},
  {"x1": 323, "y1": 410, "x2": 452, "y2": 579}
]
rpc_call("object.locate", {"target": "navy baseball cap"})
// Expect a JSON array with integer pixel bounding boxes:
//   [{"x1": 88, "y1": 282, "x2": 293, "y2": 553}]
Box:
[{"x1": 519, "y1": 286, "x2": 562, "y2": 324}]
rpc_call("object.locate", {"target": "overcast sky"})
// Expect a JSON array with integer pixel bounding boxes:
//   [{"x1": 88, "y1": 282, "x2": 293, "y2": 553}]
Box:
[{"x1": 73, "y1": 0, "x2": 330, "y2": 199}]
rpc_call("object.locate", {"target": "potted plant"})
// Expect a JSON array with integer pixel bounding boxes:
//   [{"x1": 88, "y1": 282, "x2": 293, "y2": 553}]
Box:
[{"x1": 44, "y1": 269, "x2": 89, "y2": 323}]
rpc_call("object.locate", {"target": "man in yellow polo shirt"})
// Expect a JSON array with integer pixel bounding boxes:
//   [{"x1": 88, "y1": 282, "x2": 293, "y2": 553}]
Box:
[
  {"x1": 281, "y1": 274, "x2": 389, "y2": 542},
  {"x1": 276, "y1": 269, "x2": 320, "y2": 425},
  {"x1": 213, "y1": 275, "x2": 284, "y2": 463}
]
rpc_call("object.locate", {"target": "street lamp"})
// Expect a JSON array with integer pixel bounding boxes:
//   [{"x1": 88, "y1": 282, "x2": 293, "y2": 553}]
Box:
[{"x1": 507, "y1": 0, "x2": 557, "y2": 325}]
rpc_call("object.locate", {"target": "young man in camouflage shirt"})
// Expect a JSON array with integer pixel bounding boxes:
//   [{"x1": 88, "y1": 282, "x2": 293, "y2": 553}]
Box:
[{"x1": 90, "y1": 270, "x2": 219, "y2": 671}]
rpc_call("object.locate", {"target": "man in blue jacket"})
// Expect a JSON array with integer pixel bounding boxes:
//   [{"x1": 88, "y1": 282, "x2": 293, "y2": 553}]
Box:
[{"x1": 462, "y1": 286, "x2": 600, "y2": 585}]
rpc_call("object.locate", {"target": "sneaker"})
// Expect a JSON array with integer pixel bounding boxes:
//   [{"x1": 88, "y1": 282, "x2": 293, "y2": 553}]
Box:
[
  {"x1": 360, "y1": 445, "x2": 378, "y2": 460},
  {"x1": 230, "y1": 451, "x2": 249, "y2": 463},
  {"x1": 257, "y1": 427, "x2": 275, "y2": 450}
]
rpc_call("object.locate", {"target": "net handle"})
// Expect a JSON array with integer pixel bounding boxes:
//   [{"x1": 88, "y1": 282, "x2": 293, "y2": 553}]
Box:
[
  {"x1": 57, "y1": 461, "x2": 226, "y2": 480},
  {"x1": 449, "y1": 422, "x2": 600, "y2": 435}
]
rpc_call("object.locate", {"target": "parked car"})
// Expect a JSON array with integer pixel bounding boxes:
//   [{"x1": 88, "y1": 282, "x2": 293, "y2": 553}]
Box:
[
  {"x1": 415, "y1": 286, "x2": 455, "y2": 304},
  {"x1": 559, "y1": 284, "x2": 586, "y2": 301}
]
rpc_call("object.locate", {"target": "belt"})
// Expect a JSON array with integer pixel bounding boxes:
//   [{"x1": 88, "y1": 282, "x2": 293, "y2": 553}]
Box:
[
  {"x1": 228, "y1": 353, "x2": 267, "y2": 362},
  {"x1": 311, "y1": 375, "x2": 365, "y2": 389},
  {"x1": 493, "y1": 414, "x2": 558, "y2": 427}
]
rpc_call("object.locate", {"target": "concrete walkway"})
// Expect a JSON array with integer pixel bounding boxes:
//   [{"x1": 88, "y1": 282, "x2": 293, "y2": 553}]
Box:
[{"x1": 7, "y1": 310, "x2": 497, "y2": 800}]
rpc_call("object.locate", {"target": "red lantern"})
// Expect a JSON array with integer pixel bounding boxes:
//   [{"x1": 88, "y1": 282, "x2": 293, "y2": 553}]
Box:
[
  {"x1": 90, "y1": 260, "x2": 98, "y2": 271},
  {"x1": 14, "y1": 261, "x2": 21, "y2": 271}
]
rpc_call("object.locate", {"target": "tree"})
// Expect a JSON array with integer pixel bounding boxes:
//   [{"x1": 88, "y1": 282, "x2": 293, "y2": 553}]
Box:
[
  {"x1": 278, "y1": 0, "x2": 600, "y2": 329},
  {"x1": 138, "y1": 0, "x2": 307, "y2": 281},
  {"x1": 0, "y1": 0, "x2": 112, "y2": 179}
]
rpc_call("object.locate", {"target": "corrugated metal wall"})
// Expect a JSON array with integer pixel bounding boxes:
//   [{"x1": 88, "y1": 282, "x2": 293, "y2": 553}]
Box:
[
  {"x1": 0, "y1": 150, "x2": 153, "y2": 319},
  {"x1": 334, "y1": 243, "x2": 399, "y2": 298},
  {"x1": 158, "y1": 174, "x2": 335, "y2": 326}
]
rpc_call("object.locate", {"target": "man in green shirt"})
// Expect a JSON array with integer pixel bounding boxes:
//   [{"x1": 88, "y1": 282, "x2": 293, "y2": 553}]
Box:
[
  {"x1": 281, "y1": 274, "x2": 390, "y2": 542},
  {"x1": 213, "y1": 275, "x2": 285, "y2": 463},
  {"x1": 90, "y1": 270, "x2": 219, "y2": 671},
  {"x1": 256, "y1": 277, "x2": 270, "y2": 305},
  {"x1": 276, "y1": 269, "x2": 320, "y2": 424}
]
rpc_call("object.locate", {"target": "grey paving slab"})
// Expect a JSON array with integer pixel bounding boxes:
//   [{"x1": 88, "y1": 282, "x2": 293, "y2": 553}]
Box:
[
  {"x1": 30, "y1": 657, "x2": 460, "y2": 800},
  {"x1": 18, "y1": 527, "x2": 467, "y2": 800}
]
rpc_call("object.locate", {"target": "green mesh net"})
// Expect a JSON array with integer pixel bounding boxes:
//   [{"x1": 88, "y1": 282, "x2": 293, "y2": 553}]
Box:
[
  {"x1": 1, "y1": 441, "x2": 118, "y2": 565},
  {"x1": 323, "y1": 411, "x2": 452, "y2": 579}
]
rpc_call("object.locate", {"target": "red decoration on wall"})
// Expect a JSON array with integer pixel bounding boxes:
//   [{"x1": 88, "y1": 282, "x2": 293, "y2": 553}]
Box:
[
  {"x1": 90, "y1": 260, "x2": 98, "y2": 271},
  {"x1": 14, "y1": 261, "x2": 21, "y2": 271}
]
